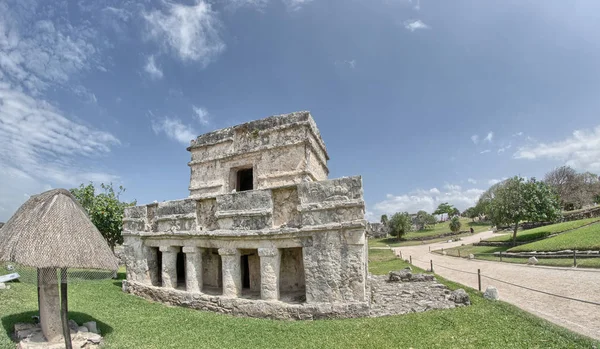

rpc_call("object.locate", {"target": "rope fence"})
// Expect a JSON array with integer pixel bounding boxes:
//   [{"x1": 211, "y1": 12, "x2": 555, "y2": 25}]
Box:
[{"x1": 407, "y1": 255, "x2": 600, "y2": 307}]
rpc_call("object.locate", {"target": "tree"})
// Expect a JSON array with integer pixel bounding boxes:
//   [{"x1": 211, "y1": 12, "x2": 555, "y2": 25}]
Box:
[
  {"x1": 70, "y1": 183, "x2": 136, "y2": 253},
  {"x1": 415, "y1": 210, "x2": 436, "y2": 230},
  {"x1": 449, "y1": 216, "x2": 462, "y2": 233},
  {"x1": 451, "y1": 207, "x2": 460, "y2": 217},
  {"x1": 544, "y1": 166, "x2": 600, "y2": 211},
  {"x1": 433, "y1": 202, "x2": 455, "y2": 220},
  {"x1": 487, "y1": 176, "x2": 561, "y2": 246},
  {"x1": 463, "y1": 207, "x2": 478, "y2": 222},
  {"x1": 380, "y1": 214, "x2": 389, "y2": 227},
  {"x1": 388, "y1": 212, "x2": 412, "y2": 241}
]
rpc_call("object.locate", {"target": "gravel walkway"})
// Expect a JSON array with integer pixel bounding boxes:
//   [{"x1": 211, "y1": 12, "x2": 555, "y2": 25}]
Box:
[{"x1": 393, "y1": 231, "x2": 600, "y2": 340}]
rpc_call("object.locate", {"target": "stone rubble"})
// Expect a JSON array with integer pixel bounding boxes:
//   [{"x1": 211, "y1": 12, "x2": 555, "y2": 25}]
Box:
[
  {"x1": 484, "y1": 286, "x2": 499, "y2": 301},
  {"x1": 14, "y1": 321, "x2": 103, "y2": 349},
  {"x1": 528, "y1": 257, "x2": 538, "y2": 265}
]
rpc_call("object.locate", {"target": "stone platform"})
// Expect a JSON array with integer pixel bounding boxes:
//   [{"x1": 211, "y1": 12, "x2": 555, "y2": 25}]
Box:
[
  {"x1": 124, "y1": 271, "x2": 469, "y2": 320},
  {"x1": 14, "y1": 320, "x2": 103, "y2": 349}
]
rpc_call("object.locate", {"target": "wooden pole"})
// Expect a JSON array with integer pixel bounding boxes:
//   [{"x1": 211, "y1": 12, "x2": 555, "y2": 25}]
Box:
[
  {"x1": 500, "y1": 252, "x2": 503, "y2": 262},
  {"x1": 60, "y1": 268, "x2": 72, "y2": 349},
  {"x1": 37, "y1": 269, "x2": 41, "y2": 322},
  {"x1": 573, "y1": 251, "x2": 577, "y2": 267},
  {"x1": 409, "y1": 256, "x2": 412, "y2": 264},
  {"x1": 478, "y1": 269, "x2": 481, "y2": 291},
  {"x1": 430, "y1": 260, "x2": 434, "y2": 273}
]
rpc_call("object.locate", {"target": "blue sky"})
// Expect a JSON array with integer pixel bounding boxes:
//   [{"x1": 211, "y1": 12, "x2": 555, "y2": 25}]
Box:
[{"x1": 1, "y1": 0, "x2": 600, "y2": 222}]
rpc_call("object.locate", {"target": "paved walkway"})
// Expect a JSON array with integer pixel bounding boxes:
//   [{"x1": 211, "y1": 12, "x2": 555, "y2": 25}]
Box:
[{"x1": 392, "y1": 231, "x2": 600, "y2": 341}]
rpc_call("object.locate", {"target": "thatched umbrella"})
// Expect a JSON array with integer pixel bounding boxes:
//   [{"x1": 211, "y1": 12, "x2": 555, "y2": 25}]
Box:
[{"x1": 0, "y1": 189, "x2": 118, "y2": 348}]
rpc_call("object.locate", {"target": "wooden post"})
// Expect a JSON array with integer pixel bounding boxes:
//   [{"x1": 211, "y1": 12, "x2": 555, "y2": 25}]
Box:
[
  {"x1": 478, "y1": 269, "x2": 481, "y2": 292},
  {"x1": 409, "y1": 256, "x2": 412, "y2": 264},
  {"x1": 430, "y1": 260, "x2": 434, "y2": 273},
  {"x1": 500, "y1": 252, "x2": 503, "y2": 262},
  {"x1": 573, "y1": 251, "x2": 577, "y2": 267},
  {"x1": 458, "y1": 249, "x2": 461, "y2": 258},
  {"x1": 60, "y1": 268, "x2": 72, "y2": 349},
  {"x1": 37, "y1": 269, "x2": 41, "y2": 320}
]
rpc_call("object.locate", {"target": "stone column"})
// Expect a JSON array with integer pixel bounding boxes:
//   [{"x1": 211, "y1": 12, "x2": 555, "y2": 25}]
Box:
[
  {"x1": 183, "y1": 246, "x2": 203, "y2": 293},
  {"x1": 159, "y1": 246, "x2": 179, "y2": 289},
  {"x1": 218, "y1": 248, "x2": 241, "y2": 297},
  {"x1": 258, "y1": 248, "x2": 281, "y2": 301},
  {"x1": 38, "y1": 267, "x2": 61, "y2": 341}
]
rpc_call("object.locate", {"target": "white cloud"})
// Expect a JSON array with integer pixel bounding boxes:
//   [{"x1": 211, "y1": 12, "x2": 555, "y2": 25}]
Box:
[
  {"x1": 404, "y1": 19, "x2": 429, "y2": 32},
  {"x1": 488, "y1": 179, "x2": 501, "y2": 186},
  {"x1": 514, "y1": 125, "x2": 600, "y2": 171},
  {"x1": 471, "y1": 135, "x2": 479, "y2": 144},
  {"x1": 484, "y1": 131, "x2": 494, "y2": 142},
  {"x1": 513, "y1": 131, "x2": 524, "y2": 137},
  {"x1": 226, "y1": 0, "x2": 270, "y2": 11},
  {"x1": 283, "y1": 0, "x2": 314, "y2": 11},
  {"x1": 144, "y1": 1, "x2": 225, "y2": 66},
  {"x1": 444, "y1": 184, "x2": 461, "y2": 191},
  {"x1": 412, "y1": 0, "x2": 421, "y2": 10},
  {"x1": 373, "y1": 185, "x2": 484, "y2": 216},
  {"x1": 0, "y1": 2, "x2": 103, "y2": 96},
  {"x1": 480, "y1": 149, "x2": 491, "y2": 154},
  {"x1": 0, "y1": 83, "x2": 120, "y2": 221},
  {"x1": 144, "y1": 55, "x2": 163, "y2": 79},
  {"x1": 193, "y1": 105, "x2": 210, "y2": 125},
  {"x1": 468, "y1": 178, "x2": 477, "y2": 184},
  {"x1": 497, "y1": 143, "x2": 512, "y2": 154},
  {"x1": 151, "y1": 116, "x2": 197, "y2": 145}
]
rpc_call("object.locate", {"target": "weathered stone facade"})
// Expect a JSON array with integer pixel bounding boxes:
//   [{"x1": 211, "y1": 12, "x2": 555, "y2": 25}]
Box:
[
  {"x1": 122, "y1": 111, "x2": 469, "y2": 319},
  {"x1": 122, "y1": 112, "x2": 369, "y2": 318}
]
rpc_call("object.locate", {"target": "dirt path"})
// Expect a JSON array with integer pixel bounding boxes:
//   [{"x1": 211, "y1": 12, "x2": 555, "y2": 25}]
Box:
[{"x1": 393, "y1": 231, "x2": 600, "y2": 341}]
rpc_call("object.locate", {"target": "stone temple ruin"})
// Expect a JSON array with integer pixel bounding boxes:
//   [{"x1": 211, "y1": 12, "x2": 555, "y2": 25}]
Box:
[{"x1": 122, "y1": 111, "x2": 469, "y2": 319}]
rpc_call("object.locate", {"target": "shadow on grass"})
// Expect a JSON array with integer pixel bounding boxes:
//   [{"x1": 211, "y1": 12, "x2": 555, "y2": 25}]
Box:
[{"x1": 1, "y1": 311, "x2": 114, "y2": 343}]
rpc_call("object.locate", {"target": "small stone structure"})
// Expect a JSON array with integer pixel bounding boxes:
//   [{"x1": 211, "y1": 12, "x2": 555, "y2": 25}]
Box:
[
  {"x1": 123, "y1": 112, "x2": 369, "y2": 318},
  {"x1": 366, "y1": 222, "x2": 387, "y2": 238},
  {"x1": 14, "y1": 320, "x2": 103, "y2": 348},
  {"x1": 122, "y1": 111, "x2": 469, "y2": 319}
]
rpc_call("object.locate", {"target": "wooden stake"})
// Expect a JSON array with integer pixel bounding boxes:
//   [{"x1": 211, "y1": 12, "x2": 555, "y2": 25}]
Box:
[
  {"x1": 60, "y1": 268, "x2": 72, "y2": 349},
  {"x1": 478, "y1": 269, "x2": 481, "y2": 292}
]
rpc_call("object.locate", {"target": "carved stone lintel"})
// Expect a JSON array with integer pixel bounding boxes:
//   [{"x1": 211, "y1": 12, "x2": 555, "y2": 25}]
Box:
[{"x1": 258, "y1": 247, "x2": 278, "y2": 257}]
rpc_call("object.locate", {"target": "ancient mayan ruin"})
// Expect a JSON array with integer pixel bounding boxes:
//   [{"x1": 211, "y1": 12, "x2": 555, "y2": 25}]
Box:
[
  {"x1": 121, "y1": 111, "x2": 469, "y2": 319},
  {"x1": 121, "y1": 111, "x2": 370, "y2": 318}
]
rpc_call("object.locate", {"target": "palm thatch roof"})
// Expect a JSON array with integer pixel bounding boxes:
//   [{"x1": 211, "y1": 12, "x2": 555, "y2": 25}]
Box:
[{"x1": 0, "y1": 189, "x2": 118, "y2": 270}]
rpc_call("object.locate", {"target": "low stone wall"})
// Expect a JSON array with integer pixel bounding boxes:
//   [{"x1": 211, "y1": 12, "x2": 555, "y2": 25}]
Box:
[
  {"x1": 125, "y1": 280, "x2": 370, "y2": 320},
  {"x1": 563, "y1": 207, "x2": 600, "y2": 221},
  {"x1": 124, "y1": 272, "x2": 469, "y2": 320},
  {"x1": 405, "y1": 230, "x2": 469, "y2": 242}
]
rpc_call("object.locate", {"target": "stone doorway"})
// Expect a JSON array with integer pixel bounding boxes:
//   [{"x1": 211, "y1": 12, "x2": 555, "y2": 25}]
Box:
[
  {"x1": 176, "y1": 247, "x2": 186, "y2": 290},
  {"x1": 240, "y1": 249, "x2": 260, "y2": 299},
  {"x1": 202, "y1": 248, "x2": 223, "y2": 295},
  {"x1": 279, "y1": 247, "x2": 306, "y2": 303},
  {"x1": 151, "y1": 247, "x2": 162, "y2": 287}
]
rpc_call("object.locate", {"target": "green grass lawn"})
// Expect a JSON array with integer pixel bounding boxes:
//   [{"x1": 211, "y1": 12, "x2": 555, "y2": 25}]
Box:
[
  {"x1": 1, "y1": 255, "x2": 598, "y2": 348},
  {"x1": 510, "y1": 223, "x2": 600, "y2": 252},
  {"x1": 369, "y1": 218, "x2": 491, "y2": 247},
  {"x1": 436, "y1": 245, "x2": 600, "y2": 268},
  {"x1": 485, "y1": 218, "x2": 600, "y2": 243}
]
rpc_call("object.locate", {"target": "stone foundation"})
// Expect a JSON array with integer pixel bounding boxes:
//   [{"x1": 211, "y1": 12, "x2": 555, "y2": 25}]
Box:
[{"x1": 124, "y1": 272, "x2": 468, "y2": 320}]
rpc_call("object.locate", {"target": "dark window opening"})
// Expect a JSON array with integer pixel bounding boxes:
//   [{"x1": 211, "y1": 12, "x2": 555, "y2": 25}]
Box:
[
  {"x1": 241, "y1": 255, "x2": 250, "y2": 289},
  {"x1": 176, "y1": 248, "x2": 186, "y2": 289},
  {"x1": 155, "y1": 248, "x2": 162, "y2": 286},
  {"x1": 237, "y1": 168, "x2": 253, "y2": 191}
]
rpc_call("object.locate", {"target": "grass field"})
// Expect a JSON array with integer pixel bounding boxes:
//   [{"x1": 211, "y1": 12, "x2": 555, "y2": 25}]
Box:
[
  {"x1": 1, "y1": 252, "x2": 598, "y2": 348},
  {"x1": 435, "y1": 245, "x2": 600, "y2": 268},
  {"x1": 369, "y1": 218, "x2": 491, "y2": 247},
  {"x1": 484, "y1": 218, "x2": 600, "y2": 243},
  {"x1": 510, "y1": 223, "x2": 600, "y2": 252}
]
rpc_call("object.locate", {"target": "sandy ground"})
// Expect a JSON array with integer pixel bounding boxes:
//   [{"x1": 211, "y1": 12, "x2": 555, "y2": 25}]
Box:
[{"x1": 392, "y1": 231, "x2": 600, "y2": 341}]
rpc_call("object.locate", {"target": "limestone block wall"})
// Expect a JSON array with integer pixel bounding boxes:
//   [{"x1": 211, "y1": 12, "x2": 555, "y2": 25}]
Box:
[
  {"x1": 187, "y1": 112, "x2": 330, "y2": 199},
  {"x1": 122, "y1": 176, "x2": 367, "y2": 308}
]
